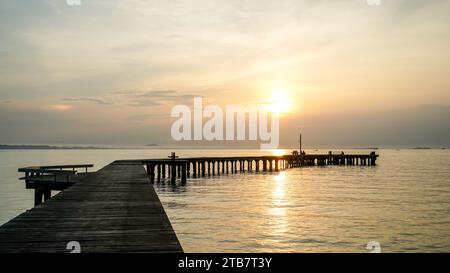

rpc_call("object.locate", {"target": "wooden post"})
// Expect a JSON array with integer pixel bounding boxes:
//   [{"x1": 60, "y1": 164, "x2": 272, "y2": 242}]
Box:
[
  {"x1": 170, "y1": 163, "x2": 176, "y2": 184},
  {"x1": 149, "y1": 164, "x2": 155, "y2": 183},
  {"x1": 34, "y1": 189, "x2": 41, "y2": 206},
  {"x1": 181, "y1": 163, "x2": 187, "y2": 184},
  {"x1": 43, "y1": 189, "x2": 51, "y2": 201},
  {"x1": 193, "y1": 162, "x2": 197, "y2": 177},
  {"x1": 34, "y1": 189, "x2": 43, "y2": 206},
  {"x1": 157, "y1": 164, "x2": 161, "y2": 182}
]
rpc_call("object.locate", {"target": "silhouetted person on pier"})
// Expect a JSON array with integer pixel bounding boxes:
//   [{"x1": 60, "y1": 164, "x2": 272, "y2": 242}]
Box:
[{"x1": 169, "y1": 152, "x2": 179, "y2": 160}]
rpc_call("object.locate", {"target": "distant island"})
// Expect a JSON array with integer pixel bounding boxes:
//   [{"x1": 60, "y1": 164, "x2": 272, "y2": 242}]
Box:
[
  {"x1": 0, "y1": 144, "x2": 107, "y2": 150},
  {"x1": 413, "y1": 147, "x2": 432, "y2": 150}
]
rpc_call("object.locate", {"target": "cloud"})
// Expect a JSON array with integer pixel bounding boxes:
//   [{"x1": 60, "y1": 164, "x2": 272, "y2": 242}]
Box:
[
  {"x1": 59, "y1": 90, "x2": 200, "y2": 108},
  {"x1": 137, "y1": 90, "x2": 178, "y2": 98},
  {"x1": 113, "y1": 89, "x2": 200, "y2": 107},
  {"x1": 128, "y1": 99, "x2": 162, "y2": 107},
  {"x1": 137, "y1": 90, "x2": 199, "y2": 102},
  {"x1": 127, "y1": 113, "x2": 170, "y2": 121},
  {"x1": 63, "y1": 97, "x2": 112, "y2": 105}
]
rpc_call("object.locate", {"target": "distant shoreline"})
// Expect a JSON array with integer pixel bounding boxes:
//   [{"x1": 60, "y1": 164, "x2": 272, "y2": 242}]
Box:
[{"x1": 0, "y1": 144, "x2": 447, "y2": 150}]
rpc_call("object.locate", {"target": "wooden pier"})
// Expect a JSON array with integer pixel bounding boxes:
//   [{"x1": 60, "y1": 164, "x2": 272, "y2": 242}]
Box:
[
  {"x1": 0, "y1": 152, "x2": 377, "y2": 253},
  {"x1": 0, "y1": 161, "x2": 183, "y2": 253},
  {"x1": 142, "y1": 152, "x2": 379, "y2": 184}
]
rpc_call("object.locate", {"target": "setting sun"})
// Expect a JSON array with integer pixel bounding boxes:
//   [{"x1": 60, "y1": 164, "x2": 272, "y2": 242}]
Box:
[{"x1": 265, "y1": 88, "x2": 291, "y2": 114}]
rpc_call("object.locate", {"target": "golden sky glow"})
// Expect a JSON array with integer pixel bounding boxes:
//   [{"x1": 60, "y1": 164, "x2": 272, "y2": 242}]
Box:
[{"x1": 0, "y1": 0, "x2": 449, "y2": 147}]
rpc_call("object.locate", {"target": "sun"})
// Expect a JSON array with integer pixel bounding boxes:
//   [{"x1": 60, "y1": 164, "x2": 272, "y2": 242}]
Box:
[{"x1": 267, "y1": 88, "x2": 290, "y2": 114}]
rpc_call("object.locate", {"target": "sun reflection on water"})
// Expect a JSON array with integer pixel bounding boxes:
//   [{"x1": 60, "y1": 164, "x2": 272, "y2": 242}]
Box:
[{"x1": 267, "y1": 172, "x2": 290, "y2": 241}]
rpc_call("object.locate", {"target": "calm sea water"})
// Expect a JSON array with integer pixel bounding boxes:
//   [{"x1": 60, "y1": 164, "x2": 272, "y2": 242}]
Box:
[{"x1": 0, "y1": 149, "x2": 449, "y2": 252}]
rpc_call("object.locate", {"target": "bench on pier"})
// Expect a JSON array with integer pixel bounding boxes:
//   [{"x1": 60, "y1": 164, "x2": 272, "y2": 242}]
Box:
[{"x1": 18, "y1": 164, "x2": 93, "y2": 206}]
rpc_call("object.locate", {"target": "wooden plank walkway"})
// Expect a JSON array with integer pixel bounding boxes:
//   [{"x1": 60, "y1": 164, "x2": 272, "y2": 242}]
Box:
[{"x1": 0, "y1": 161, "x2": 183, "y2": 253}]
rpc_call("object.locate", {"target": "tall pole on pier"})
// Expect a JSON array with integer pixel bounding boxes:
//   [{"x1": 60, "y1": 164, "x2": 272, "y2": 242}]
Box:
[{"x1": 299, "y1": 133, "x2": 302, "y2": 154}]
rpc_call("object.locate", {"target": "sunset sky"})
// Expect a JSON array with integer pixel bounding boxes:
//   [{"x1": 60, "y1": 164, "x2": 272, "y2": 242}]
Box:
[{"x1": 0, "y1": 0, "x2": 449, "y2": 147}]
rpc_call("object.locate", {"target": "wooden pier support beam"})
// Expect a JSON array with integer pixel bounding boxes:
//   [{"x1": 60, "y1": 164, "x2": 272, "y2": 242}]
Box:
[
  {"x1": 171, "y1": 164, "x2": 176, "y2": 184},
  {"x1": 157, "y1": 164, "x2": 161, "y2": 182},
  {"x1": 34, "y1": 188, "x2": 51, "y2": 206},
  {"x1": 181, "y1": 163, "x2": 187, "y2": 184},
  {"x1": 148, "y1": 164, "x2": 155, "y2": 184}
]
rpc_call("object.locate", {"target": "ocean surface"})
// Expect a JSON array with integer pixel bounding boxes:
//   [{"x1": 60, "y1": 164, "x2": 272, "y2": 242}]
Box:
[{"x1": 0, "y1": 149, "x2": 449, "y2": 252}]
